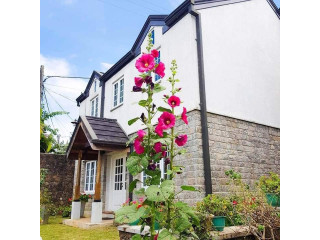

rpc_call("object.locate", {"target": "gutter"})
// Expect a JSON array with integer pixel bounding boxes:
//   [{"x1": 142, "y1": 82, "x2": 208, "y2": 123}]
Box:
[
  {"x1": 190, "y1": 6, "x2": 213, "y2": 196},
  {"x1": 100, "y1": 81, "x2": 105, "y2": 117}
]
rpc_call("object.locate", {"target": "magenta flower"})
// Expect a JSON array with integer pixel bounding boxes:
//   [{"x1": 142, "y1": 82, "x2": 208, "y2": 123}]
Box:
[
  {"x1": 137, "y1": 129, "x2": 146, "y2": 140},
  {"x1": 133, "y1": 86, "x2": 142, "y2": 92},
  {"x1": 168, "y1": 95, "x2": 181, "y2": 108},
  {"x1": 151, "y1": 49, "x2": 159, "y2": 58},
  {"x1": 155, "y1": 124, "x2": 164, "y2": 137},
  {"x1": 181, "y1": 107, "x2": 188, "y2": 125},
  {"x1": 134, "y1": 138, "x2": 145, "y2": 154},
  {"x1": 135, "y1": 54, "x2": 155, "y2": 72},
  {"x1": 154, "y1": 142, "x2": 166, "y2": 157},
  {"x1": 155, "y1": 62, "x2": 165, "y2": 78},
  {"x1": 158, "y1": 112, "x2": 175, "y2": 129},
  {"x1": 144, "y1": 76, "x2": 152, "y2": 84},
  {"x1": 135, "y1": 77, "x2": 144, "y2": 87},
  {"x1": 175, "y1": 134, "x2": 188, "y2": 146}
]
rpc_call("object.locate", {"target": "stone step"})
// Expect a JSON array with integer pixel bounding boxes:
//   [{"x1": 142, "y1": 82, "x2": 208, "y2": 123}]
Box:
[{"x1": 102, "y1": 211, "x2": 115, "y2": 219}]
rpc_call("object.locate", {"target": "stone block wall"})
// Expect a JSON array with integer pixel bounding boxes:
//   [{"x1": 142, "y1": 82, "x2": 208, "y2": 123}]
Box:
[
  {"x1": 40, "y1": 153, "x2": 75, "y2": 206},
  {"x1": 207, "y1": 112, "x2": 280, "y2": 194}
]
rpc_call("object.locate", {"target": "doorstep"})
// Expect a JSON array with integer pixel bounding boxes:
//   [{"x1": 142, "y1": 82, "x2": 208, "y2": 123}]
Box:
[
  {"x1": 63, "y1": 217, "x2": 114, "y2": 229},
  {"x1": 210, "y1": 226, "x2": 254, "y2": 240}
]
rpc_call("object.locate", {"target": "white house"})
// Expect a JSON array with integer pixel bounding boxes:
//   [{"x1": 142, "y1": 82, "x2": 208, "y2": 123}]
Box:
[{"x1": 67, "y1": 0, "x2": 280, "y2": 224}]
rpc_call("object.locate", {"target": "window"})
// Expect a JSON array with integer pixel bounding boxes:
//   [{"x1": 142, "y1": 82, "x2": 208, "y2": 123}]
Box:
[
  {"x1": 142, "y1": 151, "x2": 169, "y2": 188},
  {"x1": 91, "y1": 97, "x2": 99, "y2": 117},
  {"x1": 151, "y1": 29, "x2": 155, "y2": 44},
  {"x1": 155, "y1": 50, "x2": 161, "y2": 81},
  {"x1": 85, "y1": 161, "x2": 96, "y2": 193},
  {"x1": 113, "y1": 78, "x2": 124, "y2": 108}
]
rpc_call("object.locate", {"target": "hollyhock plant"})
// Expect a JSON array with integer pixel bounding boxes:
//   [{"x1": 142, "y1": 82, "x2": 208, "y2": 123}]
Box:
[
  {"x1": 181, "y1": 107, "x2": 188, "y2": 124},
  {"x1": 158, "y1": 112, "x2": 175, "y2": 129},
  {"x1": 155, "y1": 124, "x2": 164, "y2": 137},
  {"x1": 134, "y1": 77, "x2": 144, "y2": 87},
  {"x1": 168, "y1": 95, "x2": 181, "y2": 108},
  {"x1": 137, "y1": 129, "x2": 146, "y2": 139},
  {"x1": 155, "y1": 62, "x2": 165, "y2": 78},
  {"x1": 175, "y1": 134, "x2": 188, "y2": 146},
  {"x1": 154, "y1": 142, "x2": 166, "y2": 157},
  {"x1": 133, "y1": 86, "x2": 142, "y2": 92},
  {"x1": 135, "y1": 54, "x2": 155, "y2": 72}
]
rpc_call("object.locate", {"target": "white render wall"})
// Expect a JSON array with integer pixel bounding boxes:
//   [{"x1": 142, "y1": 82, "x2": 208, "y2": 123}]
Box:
[
  {"x1": 103, "y1": 14, "x2": 200, "y2": 136},
  {"x1": 199, "y1": 0, "x2": 280, "y2": 128}
]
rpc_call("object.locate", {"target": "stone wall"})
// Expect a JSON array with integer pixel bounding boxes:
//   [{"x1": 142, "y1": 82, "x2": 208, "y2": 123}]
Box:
[{"x1": 40, "y1": 153, "x2": 75, "y2": 206}]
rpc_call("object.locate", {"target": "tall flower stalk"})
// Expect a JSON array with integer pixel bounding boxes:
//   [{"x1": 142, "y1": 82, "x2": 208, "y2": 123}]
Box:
[{"x1": 115, "y1": 34, "x2": 200, "y2": 240}]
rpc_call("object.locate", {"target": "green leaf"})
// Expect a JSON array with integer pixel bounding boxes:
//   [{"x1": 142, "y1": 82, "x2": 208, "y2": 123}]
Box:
[
  {"x1": 160, "y1": 180, "x2": 174, "y2": 199},
  {"x1": 132, "y1": 235, "x2": 142, "y2": 240},
  {"x1": 166, "y1": 170, "x2": 172, "y2": 175},
  {"x1": 126, "y1": 134, "x2": 137, "y2": 146},
  {"x1": 145, "y1": 185, "x2": 165, "y2": 202},
  {"x1": 181, "y1": 185, "x2": 198, "y2": 192},
  {"x1": 134, "y1": 187, "x2": 145, "y2": 197},
  {"x1": 129, "y1": 179, "x2": 140, "y2": 192},
  {"x1": 141, "y1": 156, "x2": 149, "y2": 168},
  {"x1": 157, "y1": 107, "x2": 172, "y2": 113},
  {"x1": 153, "y1": 83, "x2": 166, "y2": 93},
  {"x1": 127, "y1": 156, "x2": 143, "y2": 176},
  {"x1": 115, "y1": 205, "x2": 147, "y2": 224},
  {"x1": 138, "y1": 99, "x2": 152, "y2": 107},
  {"x1": 158, "y1": 229, "x2": 176, "y2": 240},
  {"x1": 128, "y1": 117, "x2": 140, "y2": 126},
  {"x1": 175, "y1": 217, "x2": 192, "y2": 232}
]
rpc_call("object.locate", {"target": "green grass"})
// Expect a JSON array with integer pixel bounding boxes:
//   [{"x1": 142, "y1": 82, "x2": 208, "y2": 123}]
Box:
[{"x1": 40, "y1": 216, "x2": 119, "y2": 240}]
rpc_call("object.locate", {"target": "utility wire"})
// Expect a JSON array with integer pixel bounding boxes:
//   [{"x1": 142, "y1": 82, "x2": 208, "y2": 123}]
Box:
[
  {"x1": 44, "y1": 83, "x2": 83, "y2": 91},
  {"x1": 43, "y1": 75, "x2": 89, "y2": 82},
  {"x1": 45, "y1": 88, "x2": 73, "y2": 120},
  {"x1": 126, "y1": 0, "x2": 164, "y2": 14},
  {"x1": 45, "y1": 87, "x2": 77, "y2": 103},
  {"x1": 142, "y1": 0, "x2": 172, "y2": 12},
  {"x1": 43, "y1": 91, "x2": 55, "y2": 129}
]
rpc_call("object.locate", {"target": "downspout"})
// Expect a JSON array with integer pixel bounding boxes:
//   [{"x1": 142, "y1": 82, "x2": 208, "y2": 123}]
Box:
[
  {"x1": 100, "y1": 81, "x2": 105, "y2": 118},
  {"x1": 190, "y1": 7, "x2": 213, "y2": 196},
  {"x1": 128, "y1": 144, "x2": 134, "y2": 200}
]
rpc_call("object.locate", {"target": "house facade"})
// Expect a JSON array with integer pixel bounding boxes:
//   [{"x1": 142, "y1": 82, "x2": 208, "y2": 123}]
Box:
[{"x1": 67, "y1": 0, "x2": 280, "y2": 223}]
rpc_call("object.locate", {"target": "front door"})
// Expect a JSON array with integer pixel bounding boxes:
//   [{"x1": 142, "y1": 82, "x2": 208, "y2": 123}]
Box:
[{"x1": 110, "y1": 156, "x2": 127, "y2": 211}]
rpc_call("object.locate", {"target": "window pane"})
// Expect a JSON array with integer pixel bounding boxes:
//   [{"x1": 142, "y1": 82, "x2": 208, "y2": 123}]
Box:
[
  {"x1": 155, "y1": 51, "x2": 161, "y2": 81},
  {"x1": 94, "y1": 80, "x2": 97, "y2": 92},
  {"x1": 95, "y1": 97, "x2": 99, "y2": 117},
  {"x1": 91, "y1": 100, "x2": 94, "y2": 116},
  {"x1": 120, "y1": 79, "x2": 124, "y2": 103},
  {"x1": 151, "y1": 30, "x2": 155, "y2": 44},
  {"x1": 114, "y1": 83, "x2": 118, "y2": 107}
]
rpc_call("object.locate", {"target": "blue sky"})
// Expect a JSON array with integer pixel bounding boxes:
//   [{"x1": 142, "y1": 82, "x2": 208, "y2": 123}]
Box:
[{"x1": 40, "y1": 0, "x2": 280, "y2": 141}]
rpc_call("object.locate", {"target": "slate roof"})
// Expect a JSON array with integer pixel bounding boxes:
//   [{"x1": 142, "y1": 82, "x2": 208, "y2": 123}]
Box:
[{"x1": 86, "y1": 116, "x2": 128, "y2": 145}]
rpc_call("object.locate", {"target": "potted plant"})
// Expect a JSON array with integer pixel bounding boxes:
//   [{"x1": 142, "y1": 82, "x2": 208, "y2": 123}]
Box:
[
  {"x1": 259, "y1": 172, "x2": 280, "y2": 207},
  {"x1": 196, "y1": 194, "x2": 231, "y2": 231},
  {"x1": 79, "y1": 193, "x2": 92, "y2": 217}
]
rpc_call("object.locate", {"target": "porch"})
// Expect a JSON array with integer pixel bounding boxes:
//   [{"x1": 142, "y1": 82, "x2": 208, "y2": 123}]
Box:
[{"x1": 66, "y1": 116, "x2": 131, "y2": 227}]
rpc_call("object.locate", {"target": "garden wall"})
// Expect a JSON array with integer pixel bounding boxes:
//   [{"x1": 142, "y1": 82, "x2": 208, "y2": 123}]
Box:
[{"x1": 40, "y1": 153, "x2": 75, "y2": 206}]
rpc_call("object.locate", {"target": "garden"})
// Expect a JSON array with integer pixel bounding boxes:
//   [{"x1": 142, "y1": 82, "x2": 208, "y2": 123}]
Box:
[{"x1": 41, "y1": 34, "x2": 280, "y2": 240}]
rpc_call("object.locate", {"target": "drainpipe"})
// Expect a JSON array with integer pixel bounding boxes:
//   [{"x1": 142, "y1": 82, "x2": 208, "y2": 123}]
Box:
[
  {"x1": 128, "y1": 144, "x2": 134, "y2": 200},
  {"x1": 190, "y1": 7, "x2": 213, "y2": 196},
  {"x1": 100, "y1": 81, "x2": 105, "y2": 118}
]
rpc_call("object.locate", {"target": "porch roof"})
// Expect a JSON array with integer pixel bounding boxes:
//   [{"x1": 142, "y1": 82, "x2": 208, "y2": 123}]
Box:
[{"x1": 67, "y1": 116, "x2": 129, "y2": 160}]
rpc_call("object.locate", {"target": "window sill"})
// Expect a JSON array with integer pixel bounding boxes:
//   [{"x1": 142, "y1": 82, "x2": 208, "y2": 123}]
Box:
[
  {"x1": 111, "y1": 103, "x2": 123, "y2": 112},
  {"x1": 84, "y1": 191, "x2": 95, "y2": 195}
]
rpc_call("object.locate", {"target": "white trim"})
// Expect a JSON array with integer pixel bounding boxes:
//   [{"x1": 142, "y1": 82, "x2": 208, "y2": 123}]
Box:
[
  {"x1": 80, "y1": 116, "x2": 98, "y2": 139},
  {"x1": 84, "y1": 161, "x2": 96, "y2": 194},
  {"x1": 111, "y1": 77, "x2": 124, "y2": 110}
]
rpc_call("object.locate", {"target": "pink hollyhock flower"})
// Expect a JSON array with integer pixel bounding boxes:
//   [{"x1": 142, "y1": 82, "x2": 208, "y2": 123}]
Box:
[
  {"x1": 155, "y1": 124, "x2": 164, "y2": 137},
  {"x1": 168, "y1": 95, "x2": 181, "y2": 108},
  {"x1": 158, "y1": 112, "x2": 175, "y2": 129},
  {"x1": 134, "y1": 77, "x2": 144, "y2": 87},
  {"x1": 175, "y1": 134, "x2": 188, "y2": 146},
  {"x1": 151, "y1": 49, "x2": 159, "y2": 58},
  {"x1": 135, "y1": 54, "x2": 155, "y2": 72},
  {"x1": 137, "y1": 129, "x2": 146, "y2": 140},
  {"x1": 155, "y1": 62, "x2": 165, "y2": 78},
  {"x1": 181, "y1": 107, "x2": 188, "y2": 125},
  {"x1": 154, "y1": 142, "x2": 166, "y2": 157},
  {"x1": 134, "y1": 138, "x2": 145, "y2": 154}
]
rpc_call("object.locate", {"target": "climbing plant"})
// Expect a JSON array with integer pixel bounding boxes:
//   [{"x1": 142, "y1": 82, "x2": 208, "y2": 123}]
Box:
[{"x1": 115, "y1": 34, "x2": 200, "y2": 240}]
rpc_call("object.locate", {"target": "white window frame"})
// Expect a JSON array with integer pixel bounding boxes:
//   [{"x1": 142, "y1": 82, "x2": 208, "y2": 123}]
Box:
[
  {"x1": 141, "y1": 152, "x2": 168, "y2": 188},
  {"x1": 94, "y1": 79, "x2": 97, "y2": 92},
  {"x1": 84, "y1": 161, "x2": 97, "y2": 194},
  {"x1": 112, "y1": 78, "x2": 124, "y2": 109},
  {"x1": 90, "y1": 96, "x2": 99, "y2": 117}
]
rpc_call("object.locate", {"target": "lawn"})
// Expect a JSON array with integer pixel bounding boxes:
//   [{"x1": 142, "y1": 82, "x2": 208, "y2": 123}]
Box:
[{"x1": 40, "y1": 216, "x2": 119, "y2": 240}]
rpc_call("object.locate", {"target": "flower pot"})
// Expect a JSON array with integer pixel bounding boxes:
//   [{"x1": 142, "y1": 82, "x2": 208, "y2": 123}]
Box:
[
  {"x1": 40, "y1": 206, "x2": 50, "y2": 224},
  {"x1": 80, "y1": 201, "x2": 86, "y2": 217},
  {"x1": 266, "y1": 193, "x2": 280, "y2": 207},
  {"x1": 129, "y1": 219, "x2": 140, "y2": 226},
  {"x1": 212, "y1": 216, "x2": 226, "y2": 231}
]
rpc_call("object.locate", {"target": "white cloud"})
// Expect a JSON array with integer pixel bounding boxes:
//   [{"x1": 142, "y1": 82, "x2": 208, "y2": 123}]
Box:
[
  {"x1": 40, "y1": 54, "x2": 88, "y2": 142},
  {"x1": 101, "y1": 62, "x2": 114, "y2": 71}
]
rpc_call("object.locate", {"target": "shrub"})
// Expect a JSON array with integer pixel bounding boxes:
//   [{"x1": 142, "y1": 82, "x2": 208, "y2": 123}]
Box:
[{"x1": 258, "y1": 172, "x2": 280, "y2": 195}]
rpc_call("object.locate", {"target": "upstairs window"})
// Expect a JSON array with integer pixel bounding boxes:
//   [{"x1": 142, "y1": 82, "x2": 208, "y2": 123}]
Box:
[
  {"x1": 91, "y1": 97, "x2": 99, "y2": 117},
  {"x1": 85, "y1": 161, "x2": 96, "y2": 193},
  {"x1": 151, "y1": 29, "x2": 155, "y2": 44},
  {"x1": 113, "y1": 78, "x2": 124, "y2": 108},
  {"x1": 155, "y1": 50, "x2": 161, "y2": 81},
  {"x1": 94, "y1": 79, "x2": 97, "y2": 92}
]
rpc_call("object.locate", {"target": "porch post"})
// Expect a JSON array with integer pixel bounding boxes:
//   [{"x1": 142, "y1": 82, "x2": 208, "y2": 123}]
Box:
[
  {"x1": 71, "y1": 150, "x2": 82, "y2": 220},
  {"x1": 91, "y1": 150, "x2": 102, "y2": 223}
]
